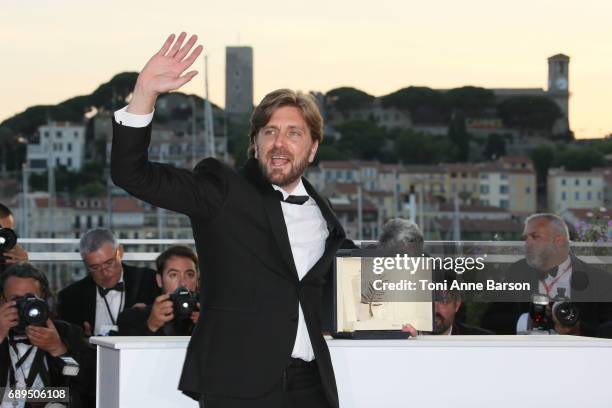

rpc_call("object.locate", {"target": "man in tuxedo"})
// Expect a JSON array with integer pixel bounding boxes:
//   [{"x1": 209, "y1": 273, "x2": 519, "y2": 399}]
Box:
[
  {"x1": 118, "y1": 246, "x2": 200, "y2": 336},
  {"x1": 57, "y1": 228, "x2": 158, "y2": 337},
  {"x1": 481, "y1": 213, "x2": 612, "y2": 335},
  {"x1": 111, "y1": 32, "x2": 346, "y2": 408},
  {"x1": 0, "y1": 263, "x2": 87, "y2": 408}
]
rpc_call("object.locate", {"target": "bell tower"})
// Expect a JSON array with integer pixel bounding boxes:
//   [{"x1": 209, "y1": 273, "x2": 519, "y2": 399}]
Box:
[{"x1": 547, "y1": 54, "x2": 570, "y2": 134}]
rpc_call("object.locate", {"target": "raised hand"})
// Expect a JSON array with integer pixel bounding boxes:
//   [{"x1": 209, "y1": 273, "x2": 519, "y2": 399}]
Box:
[
  {"x1": 26, "y1": 319, "x2": 68, "y2": 357},
  {"x1": 0, "y1": 301, "x2": 18, "y2": 342},
  {"x1": 128, "y1": 32, "x2": 204, "y2": 114},
  {"x1": 146, "y1": 294, "x2": 174, "y2": 333}
]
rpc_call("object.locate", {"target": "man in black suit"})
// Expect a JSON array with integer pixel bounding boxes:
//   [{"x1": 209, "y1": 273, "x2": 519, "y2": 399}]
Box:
[
  {"x1": 111, "y1": 32, "x2": 346, "y2": 408},
  {"x1": 118, "y1": 246, "x2": 200, "y2": 336},
  {"x1": 57, "y1": 228, "x2": 158, "y2": 337},
  {"x1": 481, "y1": 213, "x2": 612, "y2": 335},
  {"x1": 0, "y1": 263, "x2": 88, "y2": 407}
]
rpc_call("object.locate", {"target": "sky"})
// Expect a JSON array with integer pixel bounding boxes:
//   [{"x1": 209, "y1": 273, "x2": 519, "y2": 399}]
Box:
[{"x1": 2, "y1": 0, "x2": 611, "y2": 139}]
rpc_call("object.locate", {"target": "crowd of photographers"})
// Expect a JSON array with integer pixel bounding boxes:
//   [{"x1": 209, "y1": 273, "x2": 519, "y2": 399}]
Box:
[
  {"x1": 2, "y1": 200, "x2": 612, "y2": 406},
  {"x1": 0, "y1": 203, "x2": 200, "y2": 407}
]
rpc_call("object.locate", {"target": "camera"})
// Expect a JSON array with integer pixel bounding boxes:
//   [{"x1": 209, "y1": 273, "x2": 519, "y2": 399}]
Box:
[
  {"x1": 0, "y1": 227, "x2": 18, "y2": 262},
  {"x1": 552, "y1": 301, "x2": 580, "y2": 327},
  {"x1": 529, "y1": 293, "x2": 552, "y2": 331},
  {"x1": 529, "y1": 293, "x2": 580, "y2": 332},
  {"x1": 169, "y1": 286, "x2": 197, "y2": 320},
  {"x1": 11, "y1": 293, "x2": 49, "y2": 335}
]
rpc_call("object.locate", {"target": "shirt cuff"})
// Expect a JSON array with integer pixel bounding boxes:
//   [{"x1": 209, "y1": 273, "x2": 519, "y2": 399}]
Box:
[
  {"x1": 516, "y1": 312, "x2": 529, "y2": 334},
  {"x1": 114, "y1": 105, "x2": 154, "y2": 128}
]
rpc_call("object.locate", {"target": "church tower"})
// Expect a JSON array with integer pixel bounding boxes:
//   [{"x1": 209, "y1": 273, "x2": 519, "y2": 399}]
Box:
[{"x1": 547, "y1": 54, "x2": 570, "y2": 135}]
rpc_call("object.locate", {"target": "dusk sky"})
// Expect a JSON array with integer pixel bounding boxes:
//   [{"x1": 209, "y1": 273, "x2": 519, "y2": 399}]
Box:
[{"x1": 2, "y1": 0, "x2": 611, "y2": 138}]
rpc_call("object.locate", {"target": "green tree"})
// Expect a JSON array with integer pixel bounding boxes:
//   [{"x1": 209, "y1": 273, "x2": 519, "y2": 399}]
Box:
[
  {"x1": 483, "y1": 133, "x2": 507, "y2": 160},
  {"x1": 498, "y1": 96, "x2": 562, "y2": 134},
  {"x1": 326, "y1": 87, "x2": 374, "y2": 112},
  {"x1": 529, "y1": 144, "x2": 556, "y2": 184},
  {"x1": 335, "y1": 120, "x2": 386, "y2": 160},
  {"x1": 448, "y1": 114, "x2": 471, "y2": 162},
  {"x1": 445, "y1": 86, "x2": 496, "y2": 114}
]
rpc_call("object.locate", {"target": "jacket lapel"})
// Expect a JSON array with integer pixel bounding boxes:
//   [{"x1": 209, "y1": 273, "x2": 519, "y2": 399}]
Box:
[
  {"x1": 242, "y1": 159, "x2": 299, "y2": 281},
  {"x1": 0, "y1": 339, "x2": 8, "y2": 387},
  {"x1": 82, "y1": 276, "x2": 97, "y2": 329},
  {"x1": 122, "y1": 263, "x2": 140, "y2": 307}
]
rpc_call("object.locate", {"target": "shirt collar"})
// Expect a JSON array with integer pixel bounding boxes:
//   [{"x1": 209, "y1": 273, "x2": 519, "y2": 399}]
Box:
[{"x1": 272, "y1": 179, "x2": 309, "y2": 201}]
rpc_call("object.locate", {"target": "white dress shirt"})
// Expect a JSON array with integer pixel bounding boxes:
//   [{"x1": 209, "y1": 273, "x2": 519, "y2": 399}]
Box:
[
  {"x1": 114, "y1": 107, "x2": 330, "y2": 361},
  {"x1": 273, "y1": 182, "x2": 329, "y2": 361},
  {"x1": 94, "y1": 275, "x2": 125, "y2": 336},
  {"x1": 2, "y1": 343, "x2": 47, "y2": 408}
]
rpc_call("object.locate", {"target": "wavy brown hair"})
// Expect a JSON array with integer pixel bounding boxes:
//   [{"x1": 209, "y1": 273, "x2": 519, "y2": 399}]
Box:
[{"x1": 247, "y1": 89, "x2": 323, "y2": 158}]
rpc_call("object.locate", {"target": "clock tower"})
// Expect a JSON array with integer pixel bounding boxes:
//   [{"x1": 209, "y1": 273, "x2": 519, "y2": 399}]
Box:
[{"x1": 547, "y1": 54, "x2": 570, "y2": 134}]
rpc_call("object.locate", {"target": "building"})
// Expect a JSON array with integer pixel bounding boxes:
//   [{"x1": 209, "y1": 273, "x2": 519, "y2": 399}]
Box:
[
  {"x1": 547, "y1": 168, "x2": 605, "y2": 212},
  {"x1": 27, "y1": 122, "x2": 86, "y2": 172},
  {"x1": 225, "y1": 46, "x2": 254, "y2": 115}
]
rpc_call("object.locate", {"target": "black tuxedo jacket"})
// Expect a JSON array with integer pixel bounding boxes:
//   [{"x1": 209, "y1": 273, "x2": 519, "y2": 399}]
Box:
[
  {"x1": 111, "y1": 121, "x2": 346, "y2": 407},
  {"x1": 0, "y1": 320, "x2": 88, "y2": 407},
  {"x1": 56, "y1": 263, "x2": 159, "y2": 331},
  {"x1": 481, "y1": 255, "x2": 612, "y2": 335},
  {"x1": 117, "y1": 305, "x2": 194, "y2": 336}
]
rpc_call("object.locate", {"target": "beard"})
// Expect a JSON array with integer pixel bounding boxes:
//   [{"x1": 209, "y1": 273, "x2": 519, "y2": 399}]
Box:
[
  {"x1": 433, "y1": 313, "x2": 452, "y2": 335},
  {"x1": 525, "y1": 241, "x2": 557, "y2": 271},
  {"x1": 258, "y1": 147, "x2": 311, "y2": 188}
]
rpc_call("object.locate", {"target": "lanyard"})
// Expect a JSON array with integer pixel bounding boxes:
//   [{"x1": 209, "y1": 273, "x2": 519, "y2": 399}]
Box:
[
  {"x1": 542, "y1": 263, "x2": 571, "y2": 297},
  {"x1": 8, "y1": 343, "x2": 50, "y2": 390},
  {"x1": 101, "y1": 290, "x2": 124, "y2": 326}
]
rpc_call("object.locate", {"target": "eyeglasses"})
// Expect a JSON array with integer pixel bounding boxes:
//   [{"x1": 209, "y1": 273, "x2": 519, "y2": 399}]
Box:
[{"x1": 87, "y1": 249, "x2": 119, "y2": 274}]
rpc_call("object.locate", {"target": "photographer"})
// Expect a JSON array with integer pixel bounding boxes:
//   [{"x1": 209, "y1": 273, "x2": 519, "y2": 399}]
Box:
[
  {"x1": 481, "y1": 213, "x2": 612, "y2": 336},
  {"x1": 0, "y1": 203, "x2": 29, "y2": 272},
  {"x1": 118, "y1": 246, "x2": 199, "y2": 336},
  {"x1": 0, "y1": 263, "x2": 87, "y2": 408}
]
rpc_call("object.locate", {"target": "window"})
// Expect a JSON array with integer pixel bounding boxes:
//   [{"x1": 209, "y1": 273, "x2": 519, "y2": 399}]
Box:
[
  {"x1": 67, "y1": 143, "x2": 72, "y2": 152},
  {"x1": 587, "y1": 192, "x2": 592, "y2": 200},
  {"x1": 500, "y1": 173, "x2": 508, "y2": 180},
  {"x1": 561, "y1": 179, "x2": 566, "y2": 186},
  {"x1": 587, "y1": 179, "x2": 592, "y2": 186},
  {"x1": 98, "y1": 216, "x2": 104, "y2": 227},
  {"x1": 74, "y1": 131, "x2": 79, "y2": 137},
  {"x1": 480, "y1": 185, "x2": 489, "y2": 194},
  {"x1": 500, "y1": 199, "x2": 509, "y2": 209},
  {"x1": 67, "y1": 158, "x2": 72, "y2": 167},
  {"x1": 480, "y1": 174, "x2": 489, "y2": 180},
  {"x1": 575, "y1": 179, "x2": 580, "y2": 186},
  {"x1": 526, "y1": 187, "x2": 531, "y2": 194},
  {"x1": 500, "y1": 185, "x2": 509, "y2": 194},
  {"x1": 44, "y1": 131, "x2": 49, "y2": 138},
  {"x1": 56, "y1": 131, "x2": 62, "y2": 138},
  {"x1": 561, "y1": 192, "x2": 567, "y2": 201},
  {"x1": 575, "y1": 192, "x2": 580, "y2": 200}
]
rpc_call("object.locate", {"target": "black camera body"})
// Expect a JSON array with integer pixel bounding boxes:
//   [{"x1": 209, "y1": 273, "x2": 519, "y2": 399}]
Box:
[
  {"x1": 11, "y1": 293, "x2": 49, "y2": 335},
  {"x1": 0, "y1": 227, "x2": 18, "y2": 263},
  {"x1": 169, "y1": 287, "x2": 197, "y2": 320},
  {"x1": 529, "y1": 293, "x2": 580, "y2": 332}
]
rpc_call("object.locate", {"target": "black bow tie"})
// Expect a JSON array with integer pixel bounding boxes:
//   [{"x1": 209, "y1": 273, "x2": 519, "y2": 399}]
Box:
[
  {"x1": 546, "y1": 266, "x2": 559, "y2": 278},
  {"x1": 9, "y1": 336, "x2": 31, "y2": 345},
  {"x1": 276, "y1": 191, "x2": 309, "y2": 205},
  {"x1": 98, "y1": 282, "x2": 125, "y2": 297}
]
